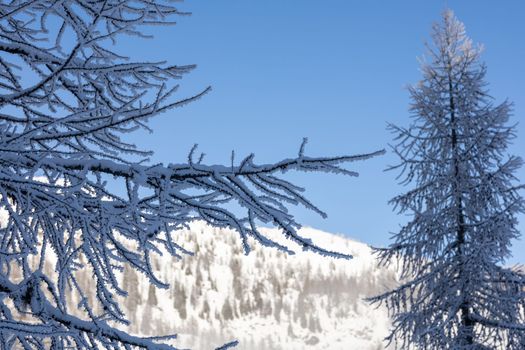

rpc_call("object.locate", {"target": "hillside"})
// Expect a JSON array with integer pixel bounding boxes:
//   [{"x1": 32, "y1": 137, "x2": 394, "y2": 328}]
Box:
[
  {"x1": 106, "y1": 222, "x2": 398, "y2": 349},
  {"x1": 1, "y1": 208, "x2": 398, "y2": 349}
]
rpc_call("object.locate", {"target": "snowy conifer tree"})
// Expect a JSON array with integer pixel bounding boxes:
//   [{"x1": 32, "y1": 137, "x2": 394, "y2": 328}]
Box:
[
  {"x1": 0, "y1": 1, "x2": 382, "y2": 349},
  {"x1": 369, "y1": 10, "x2": 525, "y2": 350}
]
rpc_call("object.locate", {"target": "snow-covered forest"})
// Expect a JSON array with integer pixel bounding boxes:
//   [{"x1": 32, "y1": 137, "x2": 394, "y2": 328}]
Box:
[
  {"x1": 0, "y1": 213, "x2": 397, "y2": 349},
  {"x1": 0, "y1": 1, "x2": 524, "y2": 349}
]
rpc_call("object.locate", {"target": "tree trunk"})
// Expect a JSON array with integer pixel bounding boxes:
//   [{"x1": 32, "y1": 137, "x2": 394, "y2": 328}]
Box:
[{"x1": 448, "y1": 68, "x2": 475, "y2": 346}]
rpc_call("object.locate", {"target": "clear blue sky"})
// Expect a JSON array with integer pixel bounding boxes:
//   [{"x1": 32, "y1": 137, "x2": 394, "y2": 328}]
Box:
[{"x1": 124, "y1": 1, "x2": 525, "y2": 263}]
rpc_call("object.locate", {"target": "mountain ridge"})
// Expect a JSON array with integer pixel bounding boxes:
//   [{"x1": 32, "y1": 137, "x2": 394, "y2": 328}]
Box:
[
  {"x1": 0, "y1": 208, "x2": 398, "y2": 349},
  {"x1": 111, "y1": 222, "x2": 398, "y2": 349}
]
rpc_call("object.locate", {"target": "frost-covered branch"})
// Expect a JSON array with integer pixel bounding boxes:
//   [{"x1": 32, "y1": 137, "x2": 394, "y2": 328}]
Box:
[{"x1": 0, "y1": 1, "x2": 382, "y2": 348}]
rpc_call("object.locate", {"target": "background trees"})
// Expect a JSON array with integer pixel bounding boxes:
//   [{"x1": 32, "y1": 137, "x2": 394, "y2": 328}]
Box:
[
  {"x1": 0, "y1": 1, "x2": 382, "y2": 349},
  {"x1": 370, "y1": 10, "x2": 525, "y2": 349}
]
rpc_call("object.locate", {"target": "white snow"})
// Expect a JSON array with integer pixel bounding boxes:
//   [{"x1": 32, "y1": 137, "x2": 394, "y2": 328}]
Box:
[{"x1": 108, "y1": 222, "x2": 399, "y2": 349}]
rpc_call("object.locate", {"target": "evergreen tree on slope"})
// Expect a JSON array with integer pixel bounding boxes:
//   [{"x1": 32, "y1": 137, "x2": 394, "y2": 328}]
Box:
[{"x1": 369, "y1": 10, "x2": 525, "y2": 350}]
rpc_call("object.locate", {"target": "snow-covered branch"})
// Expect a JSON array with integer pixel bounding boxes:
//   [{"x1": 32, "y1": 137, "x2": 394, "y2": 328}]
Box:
[{"x1": 0, "y1": 1, "x2": 383, "y2": 348}]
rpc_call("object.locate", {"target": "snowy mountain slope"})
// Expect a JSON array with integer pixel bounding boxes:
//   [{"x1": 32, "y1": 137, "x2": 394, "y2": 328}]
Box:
[
  {"x1": 1, "y1": 208, "x2": 398, "y2": 349},
  {"x1": 109, "y1": 222, "x2": 399, "y2": 350}
]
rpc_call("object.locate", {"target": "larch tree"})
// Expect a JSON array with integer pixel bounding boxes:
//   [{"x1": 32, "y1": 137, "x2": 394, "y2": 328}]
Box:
[
  {"x1": 0, "y1": 1, "x2": 383, "y2": 349},
  {"x1": 369, "y1": 10, "x2": 525, "y2": 350}
]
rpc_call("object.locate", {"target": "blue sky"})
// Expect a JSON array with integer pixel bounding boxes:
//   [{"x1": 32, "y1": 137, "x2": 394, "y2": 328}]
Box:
[{"x1": 124, "y1": 1, "x2": 525, "y2": 263}]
